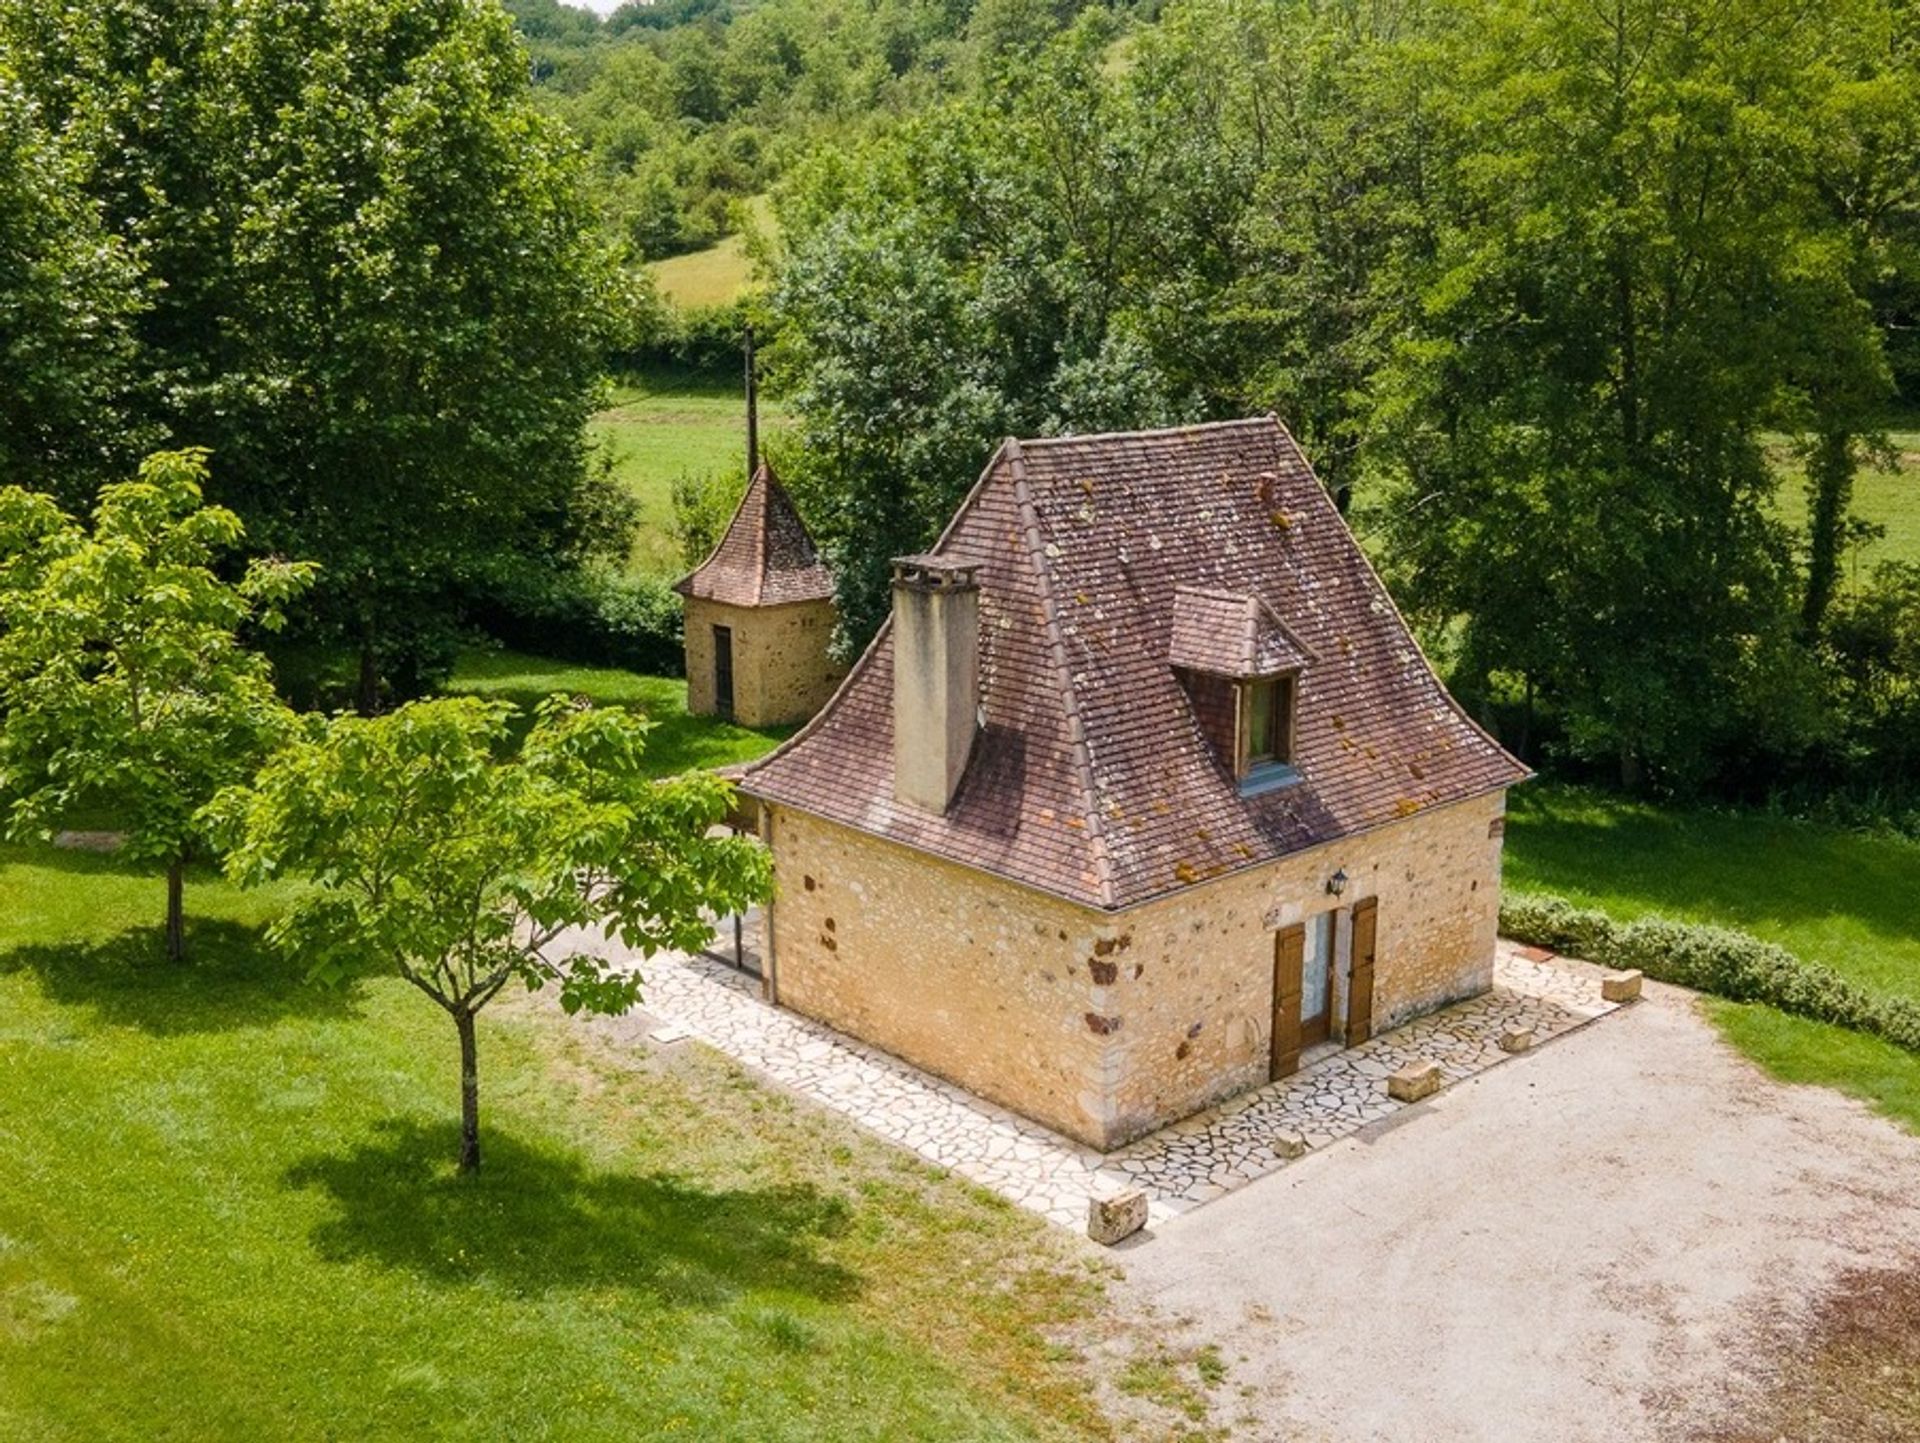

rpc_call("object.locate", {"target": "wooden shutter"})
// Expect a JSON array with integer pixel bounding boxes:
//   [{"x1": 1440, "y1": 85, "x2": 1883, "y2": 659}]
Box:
[
  {"x1": 1271, "y1": 923, "x2": 1305, "y2": 1080},
  {"x1": 1346, "y1": 897, "x2": 1377, "y2": 1047}
]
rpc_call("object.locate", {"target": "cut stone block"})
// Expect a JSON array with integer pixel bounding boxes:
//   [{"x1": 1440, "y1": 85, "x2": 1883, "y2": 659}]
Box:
[
  {"x1": 647, "y1": 1024, "x2": 691, "y2": 1045},
  {"x1": 1086, "y1": 1188, "x2": 1149, "y2": 1246},
  {"x1": 1387, "y1": 1059, "x2": 1443, "y2": 1103},
  {"x1": 53, "y1": 830, "x2": 125, "y2": 854},
  {"x1": 1601, "y1": 969, "x2": 1644, "y2": 1003},
  {"x1": 1269, "y1": 1131, "x2": 1309, "y2": 1161},
  {"x1": 1499, "y1": 1027, "x2": 1535, "y2": 1054}
]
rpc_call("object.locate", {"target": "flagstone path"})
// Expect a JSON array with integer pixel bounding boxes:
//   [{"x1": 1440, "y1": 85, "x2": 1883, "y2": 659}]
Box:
[{"x1": 571, "y1": 924, "x2": 1622, "y2": 1229}]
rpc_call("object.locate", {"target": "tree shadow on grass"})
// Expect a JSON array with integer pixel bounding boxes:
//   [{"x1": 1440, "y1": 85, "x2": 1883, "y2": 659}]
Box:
[
  {"x1": 284, "y1": 1118, "x2": 859, "y2": 1308},
  {"x1": 0, "y1": 920, "x2": 364, "y2": 1036}
]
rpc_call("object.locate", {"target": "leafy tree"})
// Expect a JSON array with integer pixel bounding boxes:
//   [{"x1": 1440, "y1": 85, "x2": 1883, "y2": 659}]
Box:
[
  {"x1": 209, "y1": 696, "x2": 771, "y2": 1172},
  {"x1": 0, "y1": 68, "x2": 146, "y2": 508},
  {"x1": 0, "y1": 0, "x2": 638, "y2": 708},
  {"x1": 0, "y1": 450, "x2": 316, "y2": 960}
]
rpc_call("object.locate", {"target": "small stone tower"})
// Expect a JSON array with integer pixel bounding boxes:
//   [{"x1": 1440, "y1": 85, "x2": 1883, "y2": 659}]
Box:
[{"x1": 674, "y1": 462, "x2": 843, "y2": 727}]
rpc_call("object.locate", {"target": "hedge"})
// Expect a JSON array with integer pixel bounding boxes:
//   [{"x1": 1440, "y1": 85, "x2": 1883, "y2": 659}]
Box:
[
  {"x1": 1501, "y1": 891, "x2": 1920, "y2": 1054},
  {"x1": 466, "y1": 566, "x2": 684, "y2": 678}
]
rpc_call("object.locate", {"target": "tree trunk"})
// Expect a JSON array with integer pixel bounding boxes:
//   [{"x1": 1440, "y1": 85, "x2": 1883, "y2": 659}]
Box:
[
  {"x1": 455, "y1": 1009, "x2": 481, "y2": 1174},
  {"x1": 1802, "y1": 429, "x2": 1854, "y2": 639},
  {"x1": 356, "y1": 638, "x2": 381, "y2": 718},
  {"x1": 1619, "y1": 746, "x2": 1644, "y2": 794},
  {"x1": 165, "y1": 856, "x2": 186, "y2": 963}
]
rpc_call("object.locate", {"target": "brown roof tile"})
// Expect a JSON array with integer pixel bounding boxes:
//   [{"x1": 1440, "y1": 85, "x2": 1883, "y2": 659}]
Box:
[
  {"x1": 674, "y1": 462, "x2": 835, "y2": 608},
  {"x1": 743, "y1": 418, "x2": 1527, "y2": 910},
  {"x1": 1168, "y1": 585, "x2": 1315, "y2": 677}
]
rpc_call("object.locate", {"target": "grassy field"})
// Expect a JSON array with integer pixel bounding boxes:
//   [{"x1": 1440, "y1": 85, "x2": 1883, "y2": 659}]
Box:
[
  {"x1": 0, "y1": 842, "x2": 1118, "y2": 1441},
  {"x1": 648, "y1": 196, "x2": 773, "y2": 311},
  {"x1": 1505, "y1": 783, "x2": 1920, "y2": 1130},
  {"x1": 1771, "y1": 414, "x2": 1919, "y2": 571},
  {"x1": 444, "y1": 649, "x2": 791, "y2": 770},
  {"x1": 591, "y1": 370, "x2": 786, "y2": 577}
]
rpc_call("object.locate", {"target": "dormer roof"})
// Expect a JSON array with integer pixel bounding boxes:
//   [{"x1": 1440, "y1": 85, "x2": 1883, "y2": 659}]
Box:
[
  {"x1": 674, "y1": 462, "x2": 835, "y2": 608},
  {"x1": 1168, "y1": 585, "x2": 1315, "y2": 678},
  {"x1": 742, "y1": 418, "x2": 1527, "y2": 911}
]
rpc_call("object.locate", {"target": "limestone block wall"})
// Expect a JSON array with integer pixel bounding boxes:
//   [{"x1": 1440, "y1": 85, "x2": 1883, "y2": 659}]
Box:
[
  {"x1": 762, "y1": 789, "x2": 1508, "y2": 1151},
  {"x1": 1097, "y1": 789, "x2": 1508, "y2": 1144},
  {"x1": 684, "y1": 596, "x2": 844, "y2": 727},
  {"x1": 762, "y1": 804, "x2": 1113, "y2": 1145}
]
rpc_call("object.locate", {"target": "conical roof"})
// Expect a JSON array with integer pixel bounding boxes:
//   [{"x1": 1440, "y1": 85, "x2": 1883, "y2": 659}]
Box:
[{"x1": 674, "y1": 462, "x2": 835, "y2": 608}]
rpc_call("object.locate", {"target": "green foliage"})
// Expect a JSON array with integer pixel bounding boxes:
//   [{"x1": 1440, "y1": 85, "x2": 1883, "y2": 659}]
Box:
[
  {"x1": 471, "y1": 564, "x2": 687, "y2": 676},
  {"x1": 0, "y1": 0, "x2": 638, "y2": 703},
  {"x1": 671, "y1": 467, "x2": 750, "y2": 568},
  {"x1": 0, "y1": 450, "x2": 316, "y2": 955},
  {"x1": 0, "y1": 71, "x2": 146, "y2": 507},
  {"x1": 444, "y1": 649, "x2": 792, "y2": 772},
  {"x1": 209, "y1": 694, "x2": 771, "y2": 1167},
  {"x1": 1501, "y1": 891, "x2": 1920, "y2": 1055}
]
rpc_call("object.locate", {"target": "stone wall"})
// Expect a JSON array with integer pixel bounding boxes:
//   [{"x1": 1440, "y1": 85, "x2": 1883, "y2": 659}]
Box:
[
  {"x1": 684, "y1": 596, "x2": 844, "y2": 728},
  {"x1": 761, "y1": 804, "x2": 1115, "y2": 1144},
  {"x1": 762, "y1": 788, "x2": 1509, "y2": 1150},
  {"x1": 1096, "y1": 789, "x2": 1507, "y2": 1145}
]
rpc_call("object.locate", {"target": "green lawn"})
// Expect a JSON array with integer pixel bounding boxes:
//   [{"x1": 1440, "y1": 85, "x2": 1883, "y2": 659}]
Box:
[
  {"x1": 0, "y1": 843, "x2": 1112, "y2": 1441},
  {"x1": 443, "y1": 649, "x2": 791, "y2": 772},
  {"x1": 1505, "y1": 783, "x2": 1920, "y2": 1003},
  {"x1": 1505, "y1": 782, "x2": 1920, "y2": 1132},
  {"x1": 591, "y1": 369, "x2": 787, "y2": 577}
]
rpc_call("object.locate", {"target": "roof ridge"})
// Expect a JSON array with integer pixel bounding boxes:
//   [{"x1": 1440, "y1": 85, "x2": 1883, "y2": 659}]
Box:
[
  {"x1": 1014, "y1": 415, "x2": 1282, "y2": 450},
  {"x1": 1004, "y1": 438, "x2": 1118, "y2": 908}
]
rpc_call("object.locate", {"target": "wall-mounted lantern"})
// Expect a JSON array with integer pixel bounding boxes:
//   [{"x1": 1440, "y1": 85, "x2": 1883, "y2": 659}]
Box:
[{"x1": 1326, "y1": 867, "x2": 1349, "y2": 898}]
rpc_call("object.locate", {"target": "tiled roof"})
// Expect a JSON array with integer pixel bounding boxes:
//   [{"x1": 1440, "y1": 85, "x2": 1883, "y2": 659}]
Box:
[
  {"x1": 1168, "y1": 585, "x2": 1315, "y2": 677},
  {"x1": 742, "y1": 418, "x2": 1527, "y2": 911},
  {"x1": 674, "y1": 462, "x2": 835, "y2": 608}
]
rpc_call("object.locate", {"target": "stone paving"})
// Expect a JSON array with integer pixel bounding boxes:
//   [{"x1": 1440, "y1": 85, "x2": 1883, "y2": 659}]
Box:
[{"x1": 571, "y1": 920, "x2": 1623, "y2": 1230}]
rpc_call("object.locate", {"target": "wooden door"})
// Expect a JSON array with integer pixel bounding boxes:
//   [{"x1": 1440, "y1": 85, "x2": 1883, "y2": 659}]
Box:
[
  {"x1": 713, "y1": 624, "x2": 735, "y2": 719},
  {"x1": 1270, "y1": 923, "x2": 1304, "y2": 1080},
  {"x1": 1345, "y1": 896, "x2": 1377, "y2": 1047}
]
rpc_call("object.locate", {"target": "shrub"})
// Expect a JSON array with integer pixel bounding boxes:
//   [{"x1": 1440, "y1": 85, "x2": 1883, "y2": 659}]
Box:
[
  {"x1": 1501, "y1": 890, "x2": 1920, "y2": 1055},
  {"x1": 468, "y1": 566, "x2": 684, "y2": 677}
]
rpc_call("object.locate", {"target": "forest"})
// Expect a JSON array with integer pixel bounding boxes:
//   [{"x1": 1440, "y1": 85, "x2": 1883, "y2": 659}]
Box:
[
  {"x1": 3, "y1": 0, "x2": 1918, "y2": 826},
  {"x1": 583, "y1": 0, "x2": 1920, "y2": 825}
]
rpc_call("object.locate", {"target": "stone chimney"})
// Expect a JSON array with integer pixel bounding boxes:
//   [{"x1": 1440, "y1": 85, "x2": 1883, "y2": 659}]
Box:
[{"x1": 891, "y1": 554, "x2": 981, "y2": 813}]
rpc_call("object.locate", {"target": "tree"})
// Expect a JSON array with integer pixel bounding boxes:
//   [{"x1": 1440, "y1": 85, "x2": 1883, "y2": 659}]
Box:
[
  {"x1": 0, "y1": 0, "x2": 638, "y2": 707},
  {"x1": 0, "y1": 67, "x2": 146, "y2": 508},
  {"x1": 208, "y1": 695, "x2": 772, "y2": 1172},
  {"x1": 0, "y1": 450, "x2": 316, "y2": 960}
]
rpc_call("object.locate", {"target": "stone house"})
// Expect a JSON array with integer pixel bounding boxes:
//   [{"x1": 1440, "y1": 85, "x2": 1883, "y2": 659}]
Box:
[
  {"x1": 738, "y1": 419, "x2": 1528, "y2": 1150},
  {"x1": 675, "y1": 462, "x2": 844, "y2": 727}
]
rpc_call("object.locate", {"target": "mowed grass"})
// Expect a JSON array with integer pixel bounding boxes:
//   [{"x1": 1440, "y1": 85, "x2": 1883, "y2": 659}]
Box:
[
  {"x1": 591, "y1": 369, "x2": 787, "y2": 577},
  {"x1": 443, "y1": 648, "x2": 792, "y2": 771},
  {"x1": 1504, "y1": 783, "x2": 1920, "y2": 1003},
  {"x1": 1505, "y1": 783, "x2": 1920, "y2": 1133},
  {"x1": 0, "y1": 842, "x2": 1112, "y2": 1441}
]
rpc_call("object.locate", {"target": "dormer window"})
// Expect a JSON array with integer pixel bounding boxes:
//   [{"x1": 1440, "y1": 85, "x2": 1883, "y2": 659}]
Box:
[
  {"x1": 1167, "y1": 585, "x2": 1313, "y2": 797},
  {"x1": 1241, "y1": 675, "x2": 1292, "y2": 770},
  {"x1": 1238, "y1": 675, "x2": 1299, "y2": 793}
]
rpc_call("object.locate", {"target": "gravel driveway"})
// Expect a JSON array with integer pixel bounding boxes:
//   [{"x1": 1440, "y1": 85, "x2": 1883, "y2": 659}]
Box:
[{"x1": 1117, "y1": 983, "x2": 1920, "y2": 1442}]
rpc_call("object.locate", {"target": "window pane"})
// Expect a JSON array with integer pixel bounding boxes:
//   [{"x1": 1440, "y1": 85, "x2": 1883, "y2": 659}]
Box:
[{"x1": 1245, "y1": 681, "x2": 1275, "y2": 765}]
